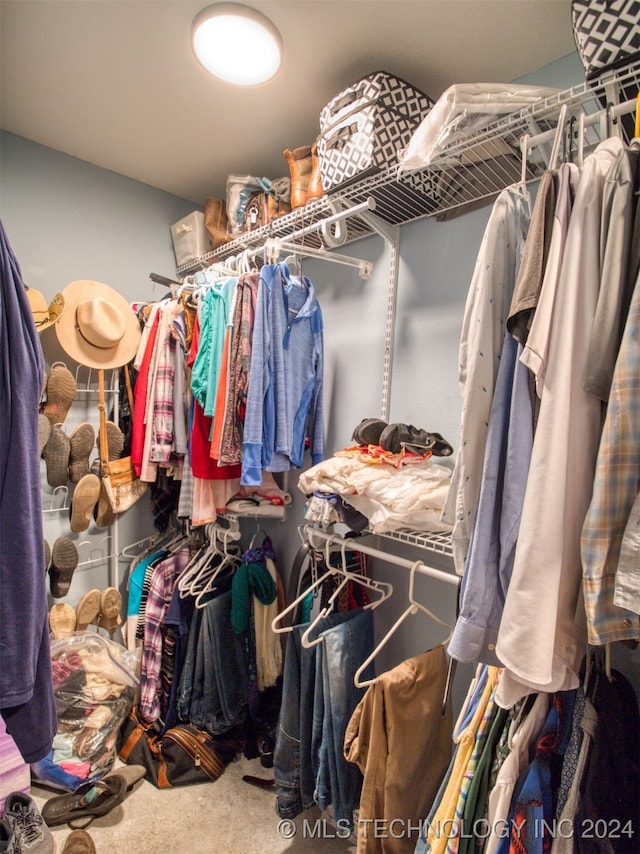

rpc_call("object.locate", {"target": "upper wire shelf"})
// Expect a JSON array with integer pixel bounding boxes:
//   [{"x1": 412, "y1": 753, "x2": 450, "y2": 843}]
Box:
[{"x1": 176, "y1": 58, "x2": 640, "y2": 278}]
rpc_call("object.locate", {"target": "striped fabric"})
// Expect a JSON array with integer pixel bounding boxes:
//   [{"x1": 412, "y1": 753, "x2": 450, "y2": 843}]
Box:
[
  {"x1": 139, "y1": 547, "x2": 191, "y2": 722},
  {"x1": 150, "y1": 331, "x2": 176, "y2": 463},
  {"x1": 581, "y1": 275, "x2": 640, "y2": 644}
]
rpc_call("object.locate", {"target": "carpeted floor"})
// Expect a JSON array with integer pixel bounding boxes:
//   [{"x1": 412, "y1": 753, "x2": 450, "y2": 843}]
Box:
[{"x1": 31, "y1": 756, "x2": 354, "y2": 854}]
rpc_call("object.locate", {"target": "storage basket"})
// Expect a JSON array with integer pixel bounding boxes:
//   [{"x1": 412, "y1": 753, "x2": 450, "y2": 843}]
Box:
[
  {"x1": 317, "y1": 71, "x2": 435, "y2": 194},
  {"x1": 170, "y1": 211, "x2": 210, "y2": 267}
]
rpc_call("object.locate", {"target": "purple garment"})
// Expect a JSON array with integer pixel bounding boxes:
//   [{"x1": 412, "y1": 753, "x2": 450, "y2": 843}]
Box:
[{"x1": 0, "y1": 219, "x2": 56, "y2": 762}]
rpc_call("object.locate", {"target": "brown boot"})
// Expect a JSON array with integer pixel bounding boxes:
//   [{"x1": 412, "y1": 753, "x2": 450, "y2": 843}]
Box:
[
  {"x1": 306, "y1": 142, "x2": 323, "y2": 201},
  {"x1": 204, "y1": 197, "x2": 230, "y2": 249},
  {"x1": 62, "y1": 829, "x2": 96, "y2": 854},
  {"x1": 283, "y1": 145, "x2": 313, "y2": 208}
]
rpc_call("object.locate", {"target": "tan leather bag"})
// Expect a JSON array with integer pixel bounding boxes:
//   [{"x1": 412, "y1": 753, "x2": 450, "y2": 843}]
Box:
[{"x1": 98, "y1": 367, "x2": 147, "y2": 514}]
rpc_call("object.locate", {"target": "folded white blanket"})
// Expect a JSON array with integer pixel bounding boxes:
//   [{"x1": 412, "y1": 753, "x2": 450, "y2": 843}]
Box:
[{"x1": 298, "y1": 455, "x2": 453, "y2": 535}]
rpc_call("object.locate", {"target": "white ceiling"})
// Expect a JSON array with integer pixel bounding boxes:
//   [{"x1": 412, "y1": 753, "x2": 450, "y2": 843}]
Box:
[{"x1": 0, "y1": 0, "x2": 577, "y2": 204}]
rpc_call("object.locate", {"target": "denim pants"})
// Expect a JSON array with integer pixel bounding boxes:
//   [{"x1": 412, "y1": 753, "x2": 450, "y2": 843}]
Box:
[
  {"x1": 189, "y1": 588, "x2": 249, "y2": 734},
  {"x1": 313, "y1": 608, "x2": 374, "y2": 828},
  {"x1": 274, "y1": 608, "x2": 364, "y2": 820},
  {"x1": 175, "y1": 606, "x2": 203, "y2": 723}
]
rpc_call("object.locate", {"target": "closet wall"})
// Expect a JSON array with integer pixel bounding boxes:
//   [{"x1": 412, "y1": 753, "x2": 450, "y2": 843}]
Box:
[
  {"x1": 0, "y1": 130, "x2": 196, "y2": 582},
  {"x1": 1, "y1": 49, "x2": 637, "y2": 712}
]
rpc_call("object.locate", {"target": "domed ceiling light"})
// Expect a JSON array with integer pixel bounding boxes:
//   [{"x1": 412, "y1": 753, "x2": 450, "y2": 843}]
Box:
[{"x1": 191, "y1": 3, "x2": 283, "y2": 85}]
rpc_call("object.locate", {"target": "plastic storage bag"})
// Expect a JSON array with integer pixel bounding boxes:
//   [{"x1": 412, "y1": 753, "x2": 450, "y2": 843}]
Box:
[
  {"x1": 31, "y1": 633, "x2": 138, "y2": 791},
  {"x1": 397, "y1": 83, "x2": 561, "y2": 173}
]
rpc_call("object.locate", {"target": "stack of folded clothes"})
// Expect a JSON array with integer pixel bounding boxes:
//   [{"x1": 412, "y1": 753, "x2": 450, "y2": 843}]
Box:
[{"x1": 299, "y1": 419, "x2": 455, "y2": 535}]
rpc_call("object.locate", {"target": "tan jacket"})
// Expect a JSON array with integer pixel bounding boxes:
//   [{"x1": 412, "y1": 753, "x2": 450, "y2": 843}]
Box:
[{"x1": 344, "y1": 644, "x2": 453, "y2": 854}]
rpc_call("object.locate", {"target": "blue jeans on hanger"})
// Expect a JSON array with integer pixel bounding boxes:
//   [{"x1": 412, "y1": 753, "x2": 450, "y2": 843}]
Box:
[
  {"x1": 313, "y1": 607, "x2": 374, "y2": 829},
  {"x1": 175, "y1": 606, "x2": 203, "y2": 723},
  {"x1": 189, "y1": 588, "x2": 249, "y2": 734},
  {"x1": 274, "y1": 608, "x2": 364, "y2": 820}
]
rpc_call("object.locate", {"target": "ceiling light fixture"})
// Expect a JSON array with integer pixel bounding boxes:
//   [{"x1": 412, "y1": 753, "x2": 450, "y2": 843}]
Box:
[{"x1": 191, "y1": 3, "x2": 283, "y2": 85}]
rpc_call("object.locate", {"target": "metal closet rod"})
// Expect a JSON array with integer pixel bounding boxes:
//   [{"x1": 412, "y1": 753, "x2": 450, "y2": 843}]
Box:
[
  {"x1": 303, "y1": 525, "x2": 459, "y2": 588},
  {"x1": 284, "y1": 195, "x2": 377, "y2": 242},
  {"x1": 259, "y1": 237, "x2": 374, "y2": 279},
  {"x1": 202, "y1": 196, "x2": 378, "y2": 277},
  {"x1": 523, "y1": 95, "x2": 638, "y2": 157}
]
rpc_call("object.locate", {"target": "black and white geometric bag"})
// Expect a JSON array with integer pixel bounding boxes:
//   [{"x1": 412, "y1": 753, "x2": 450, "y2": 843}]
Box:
[
  {"x1": 317, "y1": 71, "x2": 435, "y2": 194},
  {"x1": 572, "y1": 0, "x2": 640, "y2": 80}
]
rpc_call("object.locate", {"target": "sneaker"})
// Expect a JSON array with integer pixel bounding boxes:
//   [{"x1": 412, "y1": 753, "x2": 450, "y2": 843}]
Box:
[
  {"x1": 96, "y1": 421, "x2": 124, "y2": 462},
  {"x1": 42, "y1": 424, "x2": 71, "y2": 488},
  {"x1": 42, "y1": 364, "x2": 77, "y2": 426},
  {"x1": 69, "y1": 473, "x2": 101, "y2": 534},
  {"x1": 3, "y1": 792, "x2": 55, "y2": 854},
  {"x1": 38, "y1": 414, "x2": 52, "y2": 457},
  {"x1": 0, "y1": 817, "x2": 19, "y2": 854},
  {"x1": 351, "y1": 418, "x2": 387, "y2": 446},
  {"x1": 49, "y1": 536, "x2": 80, "y2": 598},
  {"x1": 68, "y1": 423, "x2": 96, "y2": 484}
]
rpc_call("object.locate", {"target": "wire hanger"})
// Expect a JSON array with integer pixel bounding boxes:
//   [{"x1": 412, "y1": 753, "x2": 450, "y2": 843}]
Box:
[
  {"x1": 353, "y1": 559, "x2": 454, "y2": 689},
  {"x1": 300, "y1": 539, "x2": 393, "y2": 649}
]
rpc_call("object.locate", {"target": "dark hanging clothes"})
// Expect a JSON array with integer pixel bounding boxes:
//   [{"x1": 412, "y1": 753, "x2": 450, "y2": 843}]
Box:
[
  {"x1": 0, "y1": 219, "x2": 56, "y2": 762},
  {"x1": 576, "y1": 669, "x2": 640, "y2": 854}
]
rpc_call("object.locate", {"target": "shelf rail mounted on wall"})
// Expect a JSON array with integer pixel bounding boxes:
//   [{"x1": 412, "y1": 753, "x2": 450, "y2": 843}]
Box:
[{"x1": 176, "y1": 58, "x2": 640, "y2": 423}]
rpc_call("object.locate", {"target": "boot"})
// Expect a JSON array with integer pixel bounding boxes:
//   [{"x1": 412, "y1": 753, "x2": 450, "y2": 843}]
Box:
[
  {"x1": 204, "y1": 197, "x2": 230, "y2": 249},
  {"x1": 283, "y1": 145, "x2": 313, "y2": 208},
  {"x1": 306, "y1": 142, "x2": 323, "y2": 201}
]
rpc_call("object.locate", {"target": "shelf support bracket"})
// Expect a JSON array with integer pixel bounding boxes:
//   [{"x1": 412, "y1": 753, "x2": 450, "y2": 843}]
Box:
[{"x1": 357, "y1": 210, "x2": 400, "y2": 422}]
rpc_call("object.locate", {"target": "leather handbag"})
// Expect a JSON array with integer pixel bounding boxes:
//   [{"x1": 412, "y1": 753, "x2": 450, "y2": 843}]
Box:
[
  {"x1": 572, "y1": 0, "x2": 640, "y2": 80},
  {"x1": 241, "y1": 189, "x2": 290, "y2": 234},
  {"x1": 98, "y1": 367, "x2": 148, "y2": 514},
  {"x1": 118, "y1": 706, "x2": 242, "y2": 788}
]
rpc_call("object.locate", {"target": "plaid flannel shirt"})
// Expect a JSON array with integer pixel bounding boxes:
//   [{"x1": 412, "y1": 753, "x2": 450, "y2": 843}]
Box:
[
  {"x1": 581, "y1": 278, "x2": 640, "y2": 644},
  {"x1": 139, "y1": 547, "x2": 191, "y2": 722}
]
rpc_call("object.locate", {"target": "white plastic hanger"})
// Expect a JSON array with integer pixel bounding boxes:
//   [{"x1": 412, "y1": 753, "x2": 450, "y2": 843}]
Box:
[
  {"x1": 271, "y1": 534, "x2": 342, "y2": 634},
  {"x1": 300, "y1": 540, "x2": 393, "y2": 649},
  {"x1": 548, "y1": 103, "x2": 569, "y2": 171},
  {"x1": 512, "y1": 133, "x2": 532, "y2": 213},
  {"x1": 193, "y1": 529, "x2": 241, "y2": 608},
  {"x1": 577, "y1": 111, "x2": 585, "y2": 167},
  {"x1": 353, "y1": 559, "x2": 454, "y2": 688},
  {"x1": 176, "y1": 521, "x2": 224, "y2": 598}
]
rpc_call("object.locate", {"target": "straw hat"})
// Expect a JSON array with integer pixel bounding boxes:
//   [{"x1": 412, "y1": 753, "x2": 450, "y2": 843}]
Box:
[
  {"x1": 26, "y1": 288, "x2": 64, "y2": 332},
  {"x1": 54, "y1": 280, "x2": 141, "y2": 370}
]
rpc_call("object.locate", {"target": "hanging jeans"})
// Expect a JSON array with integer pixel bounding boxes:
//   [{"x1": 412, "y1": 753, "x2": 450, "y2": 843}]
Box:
[
  {"x1": 189, "y1": 588, "x2": 249, "y2": 734},
  {"x1": 313, "y1": 607, "x2": 374, "y2": 829},
  {"x1": 275, "y1": 607, "x2": 365, "y2": 820},
  {"x1": 175, "y1": 604, "x2": 203, "y2": 724}
]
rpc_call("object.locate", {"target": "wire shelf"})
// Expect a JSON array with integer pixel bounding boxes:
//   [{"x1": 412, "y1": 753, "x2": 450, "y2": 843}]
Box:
[
  {"x1": 369, "y1": 527, "x2": 454, "y2": 557},
  {"x1": 176, "y1": 57, "x2": 640, "y2": 278}
]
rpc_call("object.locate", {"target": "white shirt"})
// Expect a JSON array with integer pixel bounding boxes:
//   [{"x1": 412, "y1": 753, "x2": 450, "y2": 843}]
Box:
[
  {"x1": 441, "y1": 187, "x2": 530, "y2": 574},
  {"x1": 496, "y1": 139, "x2": 624, "y2": 705}
]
